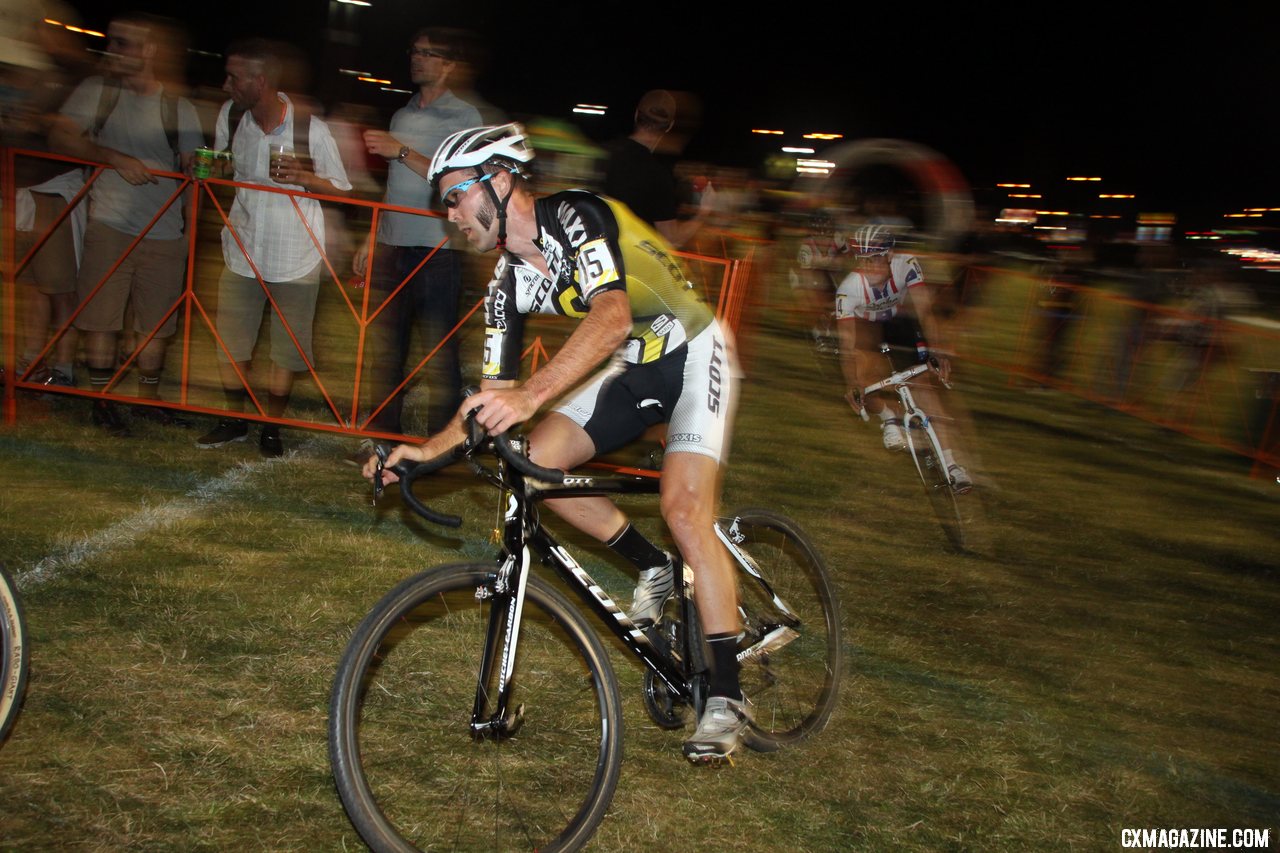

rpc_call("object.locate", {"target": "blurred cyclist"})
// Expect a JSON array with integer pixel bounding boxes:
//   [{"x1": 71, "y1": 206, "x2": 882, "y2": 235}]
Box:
[
  {"x1": 835, "y1": 224, "x2": 972, "y2": 492},
  {"x1": 790, "y1": 207, "x2": 847, "y2": 355},
  {"x1": 365, "y1": 124, "x2": 750, "y2": 763}
]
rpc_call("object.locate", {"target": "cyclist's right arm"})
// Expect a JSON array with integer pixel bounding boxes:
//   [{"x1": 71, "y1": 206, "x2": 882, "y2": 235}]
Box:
[
  {"x1": 836, "y1": 318, "x2": 866, "y2": 416},
  {"x1": 833, "y1": 274, "x2": 866, "y2": 411}
]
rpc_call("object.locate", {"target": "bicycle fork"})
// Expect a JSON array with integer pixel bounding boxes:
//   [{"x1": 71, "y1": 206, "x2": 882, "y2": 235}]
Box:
[{"x1": 469, "y1": 545, "x2": 530, "y2": 741}]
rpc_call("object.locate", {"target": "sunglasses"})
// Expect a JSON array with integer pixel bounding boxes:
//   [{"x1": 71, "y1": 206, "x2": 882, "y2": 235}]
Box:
[{"x1": 441, "y1": 172, "x2": 497, "y2": 209}]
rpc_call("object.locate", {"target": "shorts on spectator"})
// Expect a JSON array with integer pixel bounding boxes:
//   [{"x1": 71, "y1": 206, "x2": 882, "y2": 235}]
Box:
[
  {"x1": 213, "y1": 264, "x2": 319, "y2": 372},
  {"x1": 17, "y1": 192, "x2": 78, "y2": 295},
  {"x1": 74, "y1": 219, "x2": 187, "y2": 336}
]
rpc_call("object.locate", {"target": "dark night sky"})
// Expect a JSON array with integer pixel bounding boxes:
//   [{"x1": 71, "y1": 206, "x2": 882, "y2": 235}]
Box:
[{"x1": 77, "y1": 2, "x2": 1280, "y2": 229}]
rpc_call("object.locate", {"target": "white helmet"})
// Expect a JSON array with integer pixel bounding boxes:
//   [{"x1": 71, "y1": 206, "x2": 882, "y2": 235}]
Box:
[
  {"x1": 847, "y1": 223, "x2": 896, "y2": 257},
  {"x1": 429, "y1": 123, "x2": 534, "y2": 193}
]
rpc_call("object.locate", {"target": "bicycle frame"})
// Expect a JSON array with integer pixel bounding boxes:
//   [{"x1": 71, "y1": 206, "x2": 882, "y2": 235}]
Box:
[
  {"x1": 465, "y1": 455, "x2": 811, "y2": 741},
  {"x1": 468, "y1": 460, "x2": 696, "y2": 740},
  {"x1": 861, "y1": 359, "x2": 954, "y2": 488}
]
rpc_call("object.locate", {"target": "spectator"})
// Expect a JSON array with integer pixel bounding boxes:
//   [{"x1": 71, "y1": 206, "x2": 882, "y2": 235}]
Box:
[
  {"x1": 353, "y1": 27, "x2": 482, "y2": 446},
  {"x1": 49, "y1": 13, "x2": 203, "y2": 435},
  {"x1": 196, "y1": 38, "x2": 351, "y2": 457},
  {"x1": 602, "y1": 89, "x2": 714, "y2": 248},
  {"x1": 2, "y1": 0, "x2": 85, "y2": 389}
]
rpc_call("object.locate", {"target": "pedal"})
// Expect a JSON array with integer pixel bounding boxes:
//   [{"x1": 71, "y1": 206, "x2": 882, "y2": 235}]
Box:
[{"x1": 737, "y1": 626, "x2": 798, "y2": 664}]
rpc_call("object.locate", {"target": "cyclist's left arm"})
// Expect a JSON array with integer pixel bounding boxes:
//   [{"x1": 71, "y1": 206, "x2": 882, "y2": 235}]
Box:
[{"x1": 906, "y1": 282, "x2": 952, "y2": 382}]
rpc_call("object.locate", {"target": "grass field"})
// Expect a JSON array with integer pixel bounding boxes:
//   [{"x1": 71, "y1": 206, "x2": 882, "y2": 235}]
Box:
[{"x1": 2, "y1": 298, "x2": 1278, "y2": 850}]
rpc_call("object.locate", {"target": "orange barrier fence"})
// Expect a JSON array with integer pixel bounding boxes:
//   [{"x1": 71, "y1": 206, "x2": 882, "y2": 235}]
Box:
[
  {"x1": 951, "y1": 263, "x2": 1279, "y2": 477},
  {"x1": 742, "y1": 241, "x2": 1278, "y2": 478},
  {"x1": 2, "y1": 149, "x2": 753, "y2": 444}
]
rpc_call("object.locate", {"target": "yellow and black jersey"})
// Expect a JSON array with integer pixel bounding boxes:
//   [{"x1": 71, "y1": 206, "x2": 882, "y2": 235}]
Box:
[{"x1": 481, "y1": 191, "x2": 713, "y2": 380}]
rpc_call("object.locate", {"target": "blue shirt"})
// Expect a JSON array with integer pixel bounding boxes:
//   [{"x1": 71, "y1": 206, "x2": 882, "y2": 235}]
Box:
[{"x1": 378, "y1": 90, "x2": 481, "y2": 247}]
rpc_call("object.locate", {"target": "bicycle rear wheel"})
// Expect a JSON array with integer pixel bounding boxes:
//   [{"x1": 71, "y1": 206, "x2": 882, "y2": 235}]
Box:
[
  {"x1": 907, "y1": 430, "x2": 967, "y2": 551},
  {"x1": 329, "y1": 563, "x2": 623, "y2": 853},
  {"x1": 0, "y1": 563, "x2": 29, "y2": 744},
  {"x1": 719, "y1": 510, "x2": 843, "y2": 752}
]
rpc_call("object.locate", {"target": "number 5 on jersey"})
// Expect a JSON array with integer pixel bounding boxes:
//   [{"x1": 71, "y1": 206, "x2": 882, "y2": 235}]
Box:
[{"x1": 575, "y1": 238, "x2": 620, "y2": 299}]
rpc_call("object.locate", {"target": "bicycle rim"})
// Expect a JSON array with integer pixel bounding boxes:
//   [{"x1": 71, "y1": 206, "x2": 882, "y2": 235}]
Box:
[
  {"x1": 909, "y1": 434, "x2": 967, "y2": 551},
  {"x1": 0, "y1": 564, "x2": 29, "y2": 744},
  {"x1": 329, "y1": 564, "x2": 623, "y2": 853},
  {"x1": 720, "y1": 511, "x2": 843, "y2": 751}
]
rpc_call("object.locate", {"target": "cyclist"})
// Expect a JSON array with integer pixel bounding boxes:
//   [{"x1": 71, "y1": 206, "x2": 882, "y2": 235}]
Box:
[
  {"x1": 835, "y1": 223, "x2": 972, "y2": 492},
  {"x1": 366, "y1": 124, "x2": 750, "y2": 763},
  {"x1": 790, "y1": 207, "x2": 847, "y2": 354}
]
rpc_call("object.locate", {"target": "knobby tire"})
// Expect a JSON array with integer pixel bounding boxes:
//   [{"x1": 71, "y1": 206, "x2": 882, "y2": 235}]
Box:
[{"x1": 329, "y1": 563, "x2": 623, "y2": 853}]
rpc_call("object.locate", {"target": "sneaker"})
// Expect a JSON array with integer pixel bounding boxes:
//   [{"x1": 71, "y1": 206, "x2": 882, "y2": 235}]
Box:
[
  {"x1": 948, "y1": 464, "x2": 973, "y2": 494},
  {"x1": 30, "y1": 367, "x2": 73, "y2": 388},
  {"x1": 90, "y1": 399, "x2": 130, "y2": 438},
  {"x1": 260, "y1": 425, "x2": 283, "y2": 458},
  {"x1": 881, "y1": 418, "x2": 907, "y2": 452},
  {"x1": 197, "y1": 418, "x2": 248, "y2": 448},
  {"x1": 627, "y1": 556, "x2": 675, "y2": 627},
  {"x1": 683, "y1": 695, "x2": 752, "y2": 764}
]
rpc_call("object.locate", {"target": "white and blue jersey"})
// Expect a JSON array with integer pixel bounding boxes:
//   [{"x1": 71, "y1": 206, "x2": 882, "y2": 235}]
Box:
[{"x1": 834, "y1": 255, "x2": 925, "y2": 323}]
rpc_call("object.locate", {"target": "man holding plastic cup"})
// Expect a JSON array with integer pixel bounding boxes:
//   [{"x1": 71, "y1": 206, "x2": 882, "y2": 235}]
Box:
[{"x1": 197, "y1": 38, "x2": 351, "y2": 457}]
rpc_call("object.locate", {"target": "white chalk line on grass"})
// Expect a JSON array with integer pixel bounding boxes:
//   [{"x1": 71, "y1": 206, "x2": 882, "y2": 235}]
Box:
[{"x1": 17, "y1": 450, "x2": 300, "y2": 590}]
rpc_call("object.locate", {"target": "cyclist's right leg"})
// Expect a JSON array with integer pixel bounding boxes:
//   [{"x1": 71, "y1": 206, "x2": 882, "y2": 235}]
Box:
[{"x1": 840, "y1": 318, "x2": 906, "y2": 449}]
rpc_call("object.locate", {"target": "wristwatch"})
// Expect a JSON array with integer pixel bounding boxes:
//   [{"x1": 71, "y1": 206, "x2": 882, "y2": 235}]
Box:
[{"x1": 396, "y1": 146, "x2": 410, "y2": 162}]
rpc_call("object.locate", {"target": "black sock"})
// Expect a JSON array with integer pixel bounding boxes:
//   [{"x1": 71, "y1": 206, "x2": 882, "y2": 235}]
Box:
[
  {"x1": 606, "y1": 523, "x2": 668, "y2": 571},
  {"x1": 267, "y1": 392, "x2": 289, "y2": 419},
  {"x1": 137, "y1": 369, "x2": 160, "y2": 400},
  {"x1": 222, "y1": 387, "x2": 248, "y2": 414},
  {"x1": 88, "y1": 366, "x2": 113, "y2": 391},
  {"x1": 707, "y1": 632, "x2": 742, "y2": 700}
]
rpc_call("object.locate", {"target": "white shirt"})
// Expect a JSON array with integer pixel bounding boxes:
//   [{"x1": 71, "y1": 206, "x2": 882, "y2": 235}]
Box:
[
  {"x1": 834, "y1": 255, "x2": 925, "y2": 322},
  {"x1": 214, "y1": 93, "x2": 352, "y2": 282}
]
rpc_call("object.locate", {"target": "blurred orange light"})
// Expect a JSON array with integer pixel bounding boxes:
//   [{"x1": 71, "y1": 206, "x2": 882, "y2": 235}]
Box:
[
  {"x1": 1099, "y1": 194, "x2": 1135, "y2": 199},
  {"x1": 357, "y1": 76, "x2": 391, "y2": 84},
  {"x1": 1008, "y1": 193, "x2": 1041, "y2": 198},
  {"x1": 1067, "y1": 176, "x2": 1102, "y2": 182},
  {"x1": 997, "y1": 183, "x2": 1031, "y2": 188},
  {"x1": 803, "y1": 133, "x2": 843, "y2": 140},
  {"x1": 751, "y1": 129, "x2": 784, "y2": 135}
]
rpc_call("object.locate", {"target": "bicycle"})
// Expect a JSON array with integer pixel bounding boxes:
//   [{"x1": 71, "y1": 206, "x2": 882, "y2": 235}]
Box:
[
  {"x1": 1, "y1": 563, "x2": 30, "y2": 744},
  {"x1": 852, "y1": 343, "x2": 971, "y2": 550},
  {"x1": 329, "y1": 421, "x2": 844, "y2": 853}
]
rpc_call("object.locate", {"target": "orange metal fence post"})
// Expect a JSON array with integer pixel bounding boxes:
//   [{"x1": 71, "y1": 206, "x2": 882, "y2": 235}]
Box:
[{"x1": 3, "y1": 146, "x2": 15, "y2": 424}]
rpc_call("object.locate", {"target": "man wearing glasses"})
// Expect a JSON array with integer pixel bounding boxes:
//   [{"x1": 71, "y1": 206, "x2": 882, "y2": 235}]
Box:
[
  {"x1": 354, "y1": 29, "x2": 483, "y2": 444},
  {"x1": 371, "y1": 125, "x2": 751, "y2": 764}
]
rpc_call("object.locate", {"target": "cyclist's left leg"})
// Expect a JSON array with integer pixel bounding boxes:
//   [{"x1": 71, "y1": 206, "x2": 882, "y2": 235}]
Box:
[{"x1": 528, "y1": 412, "x2": 628, "y2": 539}]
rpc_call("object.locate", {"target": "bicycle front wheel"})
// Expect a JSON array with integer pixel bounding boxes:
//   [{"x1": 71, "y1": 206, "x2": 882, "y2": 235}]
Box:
[
  {"x1": 0, "y1": 563, "x2": 29, "y2": 744},
  {"x1": 720, "y1": 510, "x2": 843, "y2": 752},
  {"x1": 329, "y1": 563, "x2": 623, "y2": 853},
  {"x1": 908, "y1": 430, "x2": 967, "y2": 551}
]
